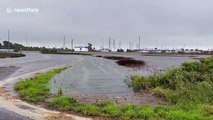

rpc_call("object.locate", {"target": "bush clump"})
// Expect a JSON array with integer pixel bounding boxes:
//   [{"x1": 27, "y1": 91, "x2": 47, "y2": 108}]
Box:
[{"x1": 130, "y1": 58, "x2": 213, "y2": 106}]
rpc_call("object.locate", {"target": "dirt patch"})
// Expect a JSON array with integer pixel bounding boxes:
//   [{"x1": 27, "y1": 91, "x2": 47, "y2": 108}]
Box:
[
  {"x1": 0, "y1": 87, "x2": 5, "y2": 93},
  {"x1": 116, "y1": 59, "x2": 145, "y2": 67},
  {"x1": 95, "y1": 55, "x2": 102, "y2": 58},
  {"x1": 45, "y1": 113, "x2": 74, "y2": 120},
  {"x1": 102, "y1": 56, "x2": 132, "y2": 60},
  {"x1": 66, "y1": 90, "x2": 165, "y2": 106},
  {"x1": 0, "y1": 87, "x2": 16, "y2": 100},
  {"x1": 100, "y1": 56, "x2": 145, "y2": 68}
]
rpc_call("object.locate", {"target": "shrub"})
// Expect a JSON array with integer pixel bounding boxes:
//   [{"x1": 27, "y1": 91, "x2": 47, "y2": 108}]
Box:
[
  {"x1": 76, "y1": 104, "x2": 100, "y2": 116},
  {"x1": 50, "y1": 96, "x2": 77, "y2": 110},
  {"x1": 99, "y1": 102, "x2": 121, "y2": 117},
  {"x1": 121, "y1": 104, "x2": 138, "y2": 119},
  {"x1": 137, "y1": 106, "x2": 155, "y2": 119}
]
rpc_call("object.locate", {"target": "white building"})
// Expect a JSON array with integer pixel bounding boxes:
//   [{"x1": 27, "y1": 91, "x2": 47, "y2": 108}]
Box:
[{"x1": 74, "y1": 46, "x2": 88, "y2": 52}]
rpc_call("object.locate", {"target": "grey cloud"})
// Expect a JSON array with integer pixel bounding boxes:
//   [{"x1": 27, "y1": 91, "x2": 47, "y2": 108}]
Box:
[{"x1": 0, "y1": 0, "x2": 213, "y2": 49}]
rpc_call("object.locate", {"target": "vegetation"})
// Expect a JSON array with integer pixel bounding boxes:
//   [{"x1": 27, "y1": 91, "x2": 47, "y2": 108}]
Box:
[
  {"x1": 50, "y1": 96, "x2": 77, "y2": 110},
  {"x1": 40, "y1": 47, "x2": 58, "y2": 54},
  {"x1": 15, "y1": 68, "x2": 66, "y2": 102},
  {"x1": 15, "y1": 58, "x2": 213, "y2": 119},
  {"x1": 50, "y1": 96, "x2": 213, "y2": 120},
  {"x1": 0, "y1": 53, "x2": 25, "y2": 58},
  {"x1": 129, "y1": 58, "x2": 213, "y2": 119},
  {"x1": 0, "y1": 41, "x2": 24, "y2": 52}
]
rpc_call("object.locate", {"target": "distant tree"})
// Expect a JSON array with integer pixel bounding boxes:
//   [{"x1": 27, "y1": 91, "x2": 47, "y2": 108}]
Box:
[
  {"x1": 117, "y1": 49, "x2": 124, "y2": 52},
  {"x1": 13, "y1": 43, "x2": 24, "y2": 52},
  {"x1": 126, "y1": 49, "x2": 134, "y2": 52},
  {"x1": 88, "y1": 43, "x2": 92, "y2": 51},
  {"x1": 3, "y1": 41, "x2": 14, "y2": 49}
]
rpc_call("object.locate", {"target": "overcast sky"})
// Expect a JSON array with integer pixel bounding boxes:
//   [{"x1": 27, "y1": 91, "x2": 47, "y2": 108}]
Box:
[{"x1": 0, "y1": 0, "x2": 213, "y2": 49}]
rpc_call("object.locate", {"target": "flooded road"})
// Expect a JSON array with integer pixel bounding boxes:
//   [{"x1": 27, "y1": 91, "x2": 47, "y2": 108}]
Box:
[
  {"x1": 50, "y1": 54, "x2": 195, "y2": 97},
  {"x1": 0, "y1": 52, "x2": 206, "y2": 119}
]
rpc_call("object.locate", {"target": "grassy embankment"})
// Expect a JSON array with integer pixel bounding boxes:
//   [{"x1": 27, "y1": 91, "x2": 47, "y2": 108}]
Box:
[
  {"x1": 0, "y1": 53, "x2": 25, "y2": 58},
  {"x1": 15, "y1": 58, "x2": 213, "y2": 119},
  {"x1": 129, "y1": 58, "x2": 213, "y2": 119}
]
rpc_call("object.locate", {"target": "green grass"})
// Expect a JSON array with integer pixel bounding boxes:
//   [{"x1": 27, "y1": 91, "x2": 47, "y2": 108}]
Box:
[
  {"x1": 128, "y1": 58, "x2": 213, "y2": 119},
  {"x1": 50, "y1": 96, "x2": 77, "y2": 110},
  {"x1": 76, "y1": 104, "x2": 100, "y2": 116},
  {"x1": 0, "y1": 53, "x2": 25, "y2": 58},
  {"x1": 15, "y1": 68, "x2": 66, "y2": 102},
  {"x1": 49, "y1": 96, "x2": 213, "y2": 119}
]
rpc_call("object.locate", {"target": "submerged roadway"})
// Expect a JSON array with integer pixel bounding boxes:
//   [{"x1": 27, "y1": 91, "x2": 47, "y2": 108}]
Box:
[{"x1": 0, "y1": 51, "x2": 198, "y2": 120}]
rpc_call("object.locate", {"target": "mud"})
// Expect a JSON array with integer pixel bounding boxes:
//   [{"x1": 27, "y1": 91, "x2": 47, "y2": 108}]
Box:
[
  {"x1": 116, "y1": 59, "x2": 145, "y2": 67},
  {"x1": 65, "y1": 90, "x2": 165, "y2": 106},
  {"x1": 45, "y1": 113, "x2": 74, "y2": 120},
  {"x1": 102, "y1": 56, "x2": 132, "y2": 60},
  {"x1": 100, "y1": 56, "x2": 145, "y2": 68}
]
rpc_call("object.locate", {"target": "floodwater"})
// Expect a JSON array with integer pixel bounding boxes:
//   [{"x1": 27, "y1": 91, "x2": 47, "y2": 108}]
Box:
[{"x1": 50, "y1": 54, "x2": 195, "y2": 97}]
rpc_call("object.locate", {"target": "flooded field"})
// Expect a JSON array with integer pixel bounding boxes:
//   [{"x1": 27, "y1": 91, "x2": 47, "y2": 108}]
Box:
[{"x1": 50, "y1": 54, "x2": 196, "y2": 97}]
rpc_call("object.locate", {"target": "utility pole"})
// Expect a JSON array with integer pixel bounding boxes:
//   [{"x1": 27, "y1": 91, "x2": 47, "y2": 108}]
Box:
[
  {"x1": 113, "y1": 39, "x2": 115, "y2": 49},
  {"x1": 109, "y1": 38, "x2": 111, "y2": 50},
  {"x1": 8, "y1": 30, "x2": 10, "y2": 51},
  {"x1": 139, "y1": 36, "x2": 141, "y2": 50},
  {"x1": 101, "y1": 40, "x2": 104, "y2": 49},
  {"x1": 119, "y1": 41, "x2": 121, "y2": 49},
  {"x1": 63, "y1": 35, "x2": 66, "y2": 49},
  {"x1": 71, "y1": 39, "x2": 74, "y2": 50},
  {"x1": 26, "y1": 33, "x2": 28, "y2": 47}
]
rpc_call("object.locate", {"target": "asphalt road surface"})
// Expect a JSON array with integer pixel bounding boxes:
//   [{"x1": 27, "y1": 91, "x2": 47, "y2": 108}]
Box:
[{"x1": 0, "y1": 108, "x2": 32, "y2": 120}]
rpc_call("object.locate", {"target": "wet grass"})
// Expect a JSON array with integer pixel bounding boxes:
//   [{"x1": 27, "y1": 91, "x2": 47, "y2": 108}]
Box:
[
  {"x1": 0, "y1": 53, "x2": 25, "y2": 58},
  {"x1": 50, "y1": 96, "x2": 213, "y2": 119},
  {"x1": 128, "y1": 58, "x2": 213, "y2": 119},
  {"x1": 14, "y1": 68, "x2": 67, "y2": 102}
]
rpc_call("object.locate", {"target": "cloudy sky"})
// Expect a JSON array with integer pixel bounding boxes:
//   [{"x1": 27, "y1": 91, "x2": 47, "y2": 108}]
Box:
[{"x1": 0, "y1": 0, "x2": 213, "y2": 49}]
